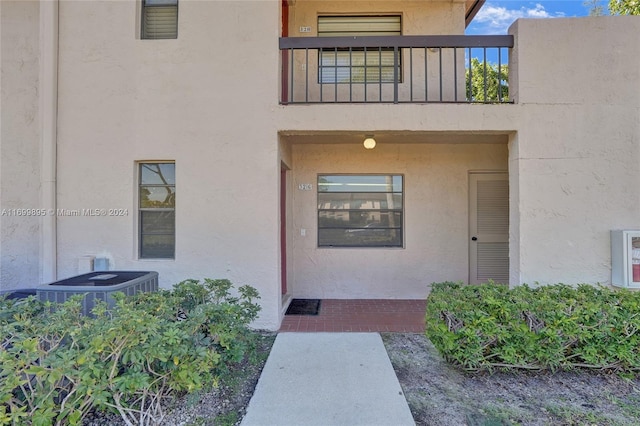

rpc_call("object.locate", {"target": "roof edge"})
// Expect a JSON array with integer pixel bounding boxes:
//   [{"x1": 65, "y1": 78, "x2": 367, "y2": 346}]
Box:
[{"x1": 465, "y1": 0, "x2": 485, "y2": 28}]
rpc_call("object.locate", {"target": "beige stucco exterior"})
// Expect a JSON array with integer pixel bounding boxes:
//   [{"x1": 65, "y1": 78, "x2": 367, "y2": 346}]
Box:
[
  {"x1": 53, "y1": 0, "x2": 282, "y2": 329},
  {"x1": 1, "y1": 0, "x2": 639, "y2": 330},
  {"x1": 508, "y1": 17, "x2": 640, "y2": 285},
  {"x1": 0, "y1": 1, "x2": 43, "y2": 288},
  {"x1": 287, "y1": 140, "x2": 507, "y2": 299},
  {"x1": 289, "y1": 0, "x2": 465, "y2": 36},
  {"x1": 285, "y1": 0, "x2": 467, "y2": 102}
]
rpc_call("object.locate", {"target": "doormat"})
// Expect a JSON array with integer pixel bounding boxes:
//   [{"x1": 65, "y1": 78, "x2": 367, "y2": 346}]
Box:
[{"x1": 285, "y1": 299, "x2": 321, "y2": 316}]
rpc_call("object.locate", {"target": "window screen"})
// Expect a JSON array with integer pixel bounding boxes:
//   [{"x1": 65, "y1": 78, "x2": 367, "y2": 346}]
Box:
[{"x1": 318, "y1": 175, "x2": 403, "y2": 247}]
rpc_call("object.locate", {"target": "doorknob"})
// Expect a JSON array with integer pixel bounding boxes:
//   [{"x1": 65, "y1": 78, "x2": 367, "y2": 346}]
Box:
[{"x1": 471, "y1": 237, "x2": 478, "y2": 241}]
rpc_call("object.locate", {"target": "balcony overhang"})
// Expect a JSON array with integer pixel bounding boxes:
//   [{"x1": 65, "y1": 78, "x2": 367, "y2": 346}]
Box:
[
  {"x1": 285, "y1": 0, "x2": 485, "y2": 29},
  {"x1": 465, "y1": 0, "x2": 485, "y2": 28},
  {"x1": 280, "y1": 131, "x2": 511, "y2": 146}
]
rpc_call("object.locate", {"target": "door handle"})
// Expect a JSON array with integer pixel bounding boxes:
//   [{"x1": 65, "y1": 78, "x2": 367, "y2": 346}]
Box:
[{"x1": 471, "y1": 237, "x2": 478, "y2": 241}]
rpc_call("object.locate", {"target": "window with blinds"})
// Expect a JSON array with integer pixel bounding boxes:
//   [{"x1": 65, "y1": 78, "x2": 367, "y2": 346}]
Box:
[
  {"x1": 318, "y1": 16, "x2": 401, "y2": 84},
  {"x1": 139, "y1": 162, "x2": 175, "y2": 259},
  {"x1": 317, "y1": 175, "x2": 403, "y2": 247},
  {"x1": 141, "y1": 0, "x2": 178, "y2": 40}
]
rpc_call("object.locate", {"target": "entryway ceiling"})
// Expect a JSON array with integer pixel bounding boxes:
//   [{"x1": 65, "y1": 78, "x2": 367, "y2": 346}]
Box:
[{"x1": 279, "y1": 131, "x2": 510, "y2": 145}]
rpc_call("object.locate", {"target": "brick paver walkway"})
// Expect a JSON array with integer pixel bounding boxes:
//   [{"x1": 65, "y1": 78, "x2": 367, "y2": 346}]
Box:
[{"x1": 279, "y1": 299, "x2": 426, "y2": 333}]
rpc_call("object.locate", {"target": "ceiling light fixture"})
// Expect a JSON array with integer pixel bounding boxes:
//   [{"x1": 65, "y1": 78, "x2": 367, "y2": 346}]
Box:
[{"x1": 363, "y1": 135, "x2": 376, "y2": 150}]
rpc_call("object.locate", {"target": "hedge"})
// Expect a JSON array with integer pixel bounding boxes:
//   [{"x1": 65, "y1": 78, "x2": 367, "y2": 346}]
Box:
[
  {"x1": 425, "y1": 282, "x2": 640, "y2": 373},
  {"x1": 0, "y1": 278, "x2": 260, "y2": 426}
]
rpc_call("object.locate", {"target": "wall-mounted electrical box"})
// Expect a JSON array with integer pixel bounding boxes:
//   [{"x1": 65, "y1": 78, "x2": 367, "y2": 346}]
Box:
[{"x1": 611, "y1": 230, "x2": 640, "y2": 288}]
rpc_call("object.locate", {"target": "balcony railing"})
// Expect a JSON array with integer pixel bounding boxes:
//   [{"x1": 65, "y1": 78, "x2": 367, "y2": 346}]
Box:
[{"x1": 279, "y1": 35, "x2": 513, "y2": 104}]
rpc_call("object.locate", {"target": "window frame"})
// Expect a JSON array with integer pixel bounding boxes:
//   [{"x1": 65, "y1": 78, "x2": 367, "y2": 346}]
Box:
[
  {"x1": 317, "y1": 15, "x2": 402, "y2": 85},
  {"x1": 317, "y1": 174, "x2": 404, "y2": 248},
  {"x1": 138, "y1": 162, "x2": 176, "y2": 259},
  {"x1": 141, "y1": 0, "x2": 179, "y2": 40}
]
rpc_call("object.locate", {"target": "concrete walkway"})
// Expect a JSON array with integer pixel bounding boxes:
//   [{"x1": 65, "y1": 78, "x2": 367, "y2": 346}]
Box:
[{"x1": 241, "y1": 333, "x2": 415, "y2": 426}]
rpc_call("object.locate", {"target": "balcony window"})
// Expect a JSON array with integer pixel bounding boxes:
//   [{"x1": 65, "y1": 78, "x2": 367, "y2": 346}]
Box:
[
  {"x1": 141, "y1": 0, "x2": 178, "y2": 40},
  {"x1": 318, "y1": 16, "x2": 401, "y2": 84},
  {"x1": 318, "y1": 175, "x2": 403, "y2": 247}
]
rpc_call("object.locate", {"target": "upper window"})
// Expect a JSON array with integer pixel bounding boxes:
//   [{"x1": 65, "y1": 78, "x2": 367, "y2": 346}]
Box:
[
  {"x1": 139, "y1": 163, "x2": 175, "y2": 259},
  {"x1": 141, "y1": 0, "x2": 178, "y2": 40},
  {"x1": 318, "y1": 16, "x2": 401, "y2": 84},
  {"x1": 317, "y1": 175, "x2": 403, "y2": 247}
]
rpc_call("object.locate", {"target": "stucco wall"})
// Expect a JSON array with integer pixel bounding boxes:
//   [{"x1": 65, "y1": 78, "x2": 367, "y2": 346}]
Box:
[
  {"x1": 54, "y1": 0, "x2": 282, "y2": 329},
  {"x1": 288, "y1": 141, "x2": 507, "y2": 299},
  {"x1": 286, "y1": 0, "x2": 467, "y2": 102},
  {"x1": 3, "y1": 0, "x2": 639, "y2": 328},
  {"x1": 0, "y1": 1, "x2": 41, "y2": 290},
  {"x1": 509, "y1": 16, "x2": 640, "y2": 285},
  {"x1": 288, "y1": 0, "x2": 465, "y2": 36}
]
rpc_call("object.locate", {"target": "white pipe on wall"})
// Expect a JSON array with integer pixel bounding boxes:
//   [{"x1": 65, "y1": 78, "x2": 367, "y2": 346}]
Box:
[{"x1": 39, "y1": 0, "x2": 58, "y2": 283}]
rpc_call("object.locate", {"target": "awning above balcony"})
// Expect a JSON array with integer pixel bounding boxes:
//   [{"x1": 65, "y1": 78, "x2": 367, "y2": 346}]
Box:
[{"x1": 465, "y1": 0, "x2": 486, "y2": 27}]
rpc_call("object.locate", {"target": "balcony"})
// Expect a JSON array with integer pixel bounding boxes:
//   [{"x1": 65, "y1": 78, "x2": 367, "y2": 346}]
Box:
[{"x1": 280, "y1": 35, "x2": 513, "y2": 105}]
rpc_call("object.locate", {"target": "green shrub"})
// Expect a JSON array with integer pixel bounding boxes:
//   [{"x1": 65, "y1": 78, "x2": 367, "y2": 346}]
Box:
[
  {"x1": 0, "y1": 295, "x2": 94, "y2": 426},
  {"x1": 425, "y1": 282, "x2": 640, "y2": 373},
  {"x1": 0, "y1": 278, "x2": 261, "y2": 426}
]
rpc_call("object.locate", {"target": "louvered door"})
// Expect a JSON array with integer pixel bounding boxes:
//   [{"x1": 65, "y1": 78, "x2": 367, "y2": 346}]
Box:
[{"x1": 469, "y1": 172, "x2": 509, "y2": 284}]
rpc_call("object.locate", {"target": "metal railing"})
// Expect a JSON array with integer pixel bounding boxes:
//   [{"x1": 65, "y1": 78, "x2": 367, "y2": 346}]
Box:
[{"x1": 279, "y1": 35, "x2": 513, "y2": 104}]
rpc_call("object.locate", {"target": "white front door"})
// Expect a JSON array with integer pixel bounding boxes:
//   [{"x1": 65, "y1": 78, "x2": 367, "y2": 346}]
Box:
[{"x1": 469, "y1": 172, "x2": 509, "y2": 284}]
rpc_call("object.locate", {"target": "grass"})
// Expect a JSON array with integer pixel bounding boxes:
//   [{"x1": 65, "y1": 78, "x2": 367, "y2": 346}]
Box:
[
  {"x1": 478, "y1": 403, "x2": 533, "y2": 425},
  {"x1": 383, "y1": 332, "x2": 640, "y2": 426},
  {"x1": 608, "y1": 393, "x2": 640, "y2": 420},
  {"x1": 544, "y1": 404, "x2": 621, "y2": 426},
  {"x1": 211, "y1": 412, "x2": 238, "y2": 426}
]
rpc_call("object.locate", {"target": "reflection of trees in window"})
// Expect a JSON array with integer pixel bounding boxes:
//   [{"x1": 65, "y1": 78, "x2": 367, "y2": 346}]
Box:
[
  {"x1": 318, "y1": 176, "x2": 330, "y2": 192},
  {"x1": 140, "y1": 164, "x2": 175, "y2": 207},
  {"x1": 140, "y1": 187, "x2": 151, "y2": 204}
]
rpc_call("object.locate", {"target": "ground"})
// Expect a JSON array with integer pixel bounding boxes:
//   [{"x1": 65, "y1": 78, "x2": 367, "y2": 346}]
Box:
[
  {"x1": 87, "y1": 332, "x2": 640, "y2": 425},
  {"x1": 382, "y1": 333, "x2": 640, "y2": 426}
]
